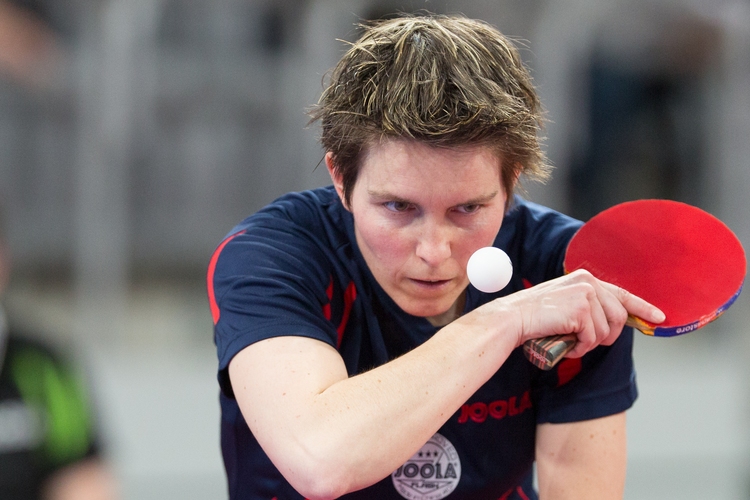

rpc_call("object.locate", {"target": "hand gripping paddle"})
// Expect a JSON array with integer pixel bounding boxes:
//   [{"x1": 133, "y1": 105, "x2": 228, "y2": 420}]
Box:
[{"x1": 522, "y1": 199, "x2": 747, "y2": 370}]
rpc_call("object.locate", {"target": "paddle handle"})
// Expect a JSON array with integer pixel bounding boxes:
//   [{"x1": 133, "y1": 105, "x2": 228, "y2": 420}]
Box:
[{"x1": 522, "y1": 316, "x2": 649, "y2": 370}]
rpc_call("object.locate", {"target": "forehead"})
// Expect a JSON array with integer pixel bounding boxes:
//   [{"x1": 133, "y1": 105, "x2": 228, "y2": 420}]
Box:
[
  {"x1": 362, "y1": 138, "x2": 502, "y2": 167},
  {"x1": 355, "y1": 139, "x2": 505, "y2": 200},
  {"x1": 360, "y1": 139, "x2": 502, "y2": 177}
]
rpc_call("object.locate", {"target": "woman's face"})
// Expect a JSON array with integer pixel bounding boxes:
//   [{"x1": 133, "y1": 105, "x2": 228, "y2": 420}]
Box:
[{"x1": 328, "y1": 139, "x2": 508, "y2": 321}]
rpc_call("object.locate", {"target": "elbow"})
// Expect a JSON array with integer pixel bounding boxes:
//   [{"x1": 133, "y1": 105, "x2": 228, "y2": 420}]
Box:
[
  {"x1": 293, "y1": 480, "x2": 349, "y2": 500},
  {"x1": 279, "y1": 442, "x2": 360, "y2": 500},
  {"x1": 286, "y1": 464, "x2": 355, "y2": 500}
]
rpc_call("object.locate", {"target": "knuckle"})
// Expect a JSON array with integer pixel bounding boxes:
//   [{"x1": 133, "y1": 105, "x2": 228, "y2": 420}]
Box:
[
  {"x1": 570, "y1": 299, "x2": 591, "y2": 318},
  {"x1": 569, "y1": 268, "x2": 594, "y2": 281},
  {"x1": 574, "y1": 281, "x2": 597, "y2": 301}
]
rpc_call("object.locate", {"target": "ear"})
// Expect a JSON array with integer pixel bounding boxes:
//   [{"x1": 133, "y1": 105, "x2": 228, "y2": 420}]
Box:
[
  {"x1": 506, "y1": 162, "x2": 523, "y2": 197},
  {"x1": 510, "y1": 161, "x2": 524, "y2": 185},
  {"x1": 325, "y1": 152, "x2": 349, "y2": 210}
]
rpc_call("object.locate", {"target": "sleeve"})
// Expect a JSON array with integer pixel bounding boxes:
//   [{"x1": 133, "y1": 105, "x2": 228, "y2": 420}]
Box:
[
  {"x1": 207, "y1": 215, "x2": 342, "y2": 398},
  {"x1": 533, "y1": 330, "x2": 637, "y2": 423}
]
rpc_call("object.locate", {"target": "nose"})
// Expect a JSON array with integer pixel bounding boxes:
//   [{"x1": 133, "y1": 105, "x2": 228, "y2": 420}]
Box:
[{"x1": 415, "y1": 220, "x2": 453, "y2": 266}]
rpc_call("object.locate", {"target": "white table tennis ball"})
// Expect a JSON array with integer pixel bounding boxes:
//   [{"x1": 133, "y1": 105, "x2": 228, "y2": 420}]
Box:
[{"x1": 467, "y1": 247, "x2": 513, "y2": 293}]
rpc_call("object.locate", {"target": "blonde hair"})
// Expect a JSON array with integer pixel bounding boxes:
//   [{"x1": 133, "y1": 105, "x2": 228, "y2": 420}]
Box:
[{"x1": 309, "y1": 14, "x2": 551, "y2": 205}]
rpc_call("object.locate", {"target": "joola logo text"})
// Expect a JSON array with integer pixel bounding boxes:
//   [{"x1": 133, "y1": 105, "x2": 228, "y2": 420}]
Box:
[
  {"x1": 392, "y1": 432, "x2": 461, "y2": 499},
  {"x1": 457, "y1": 391, "x2": 532, "y2": 424}
]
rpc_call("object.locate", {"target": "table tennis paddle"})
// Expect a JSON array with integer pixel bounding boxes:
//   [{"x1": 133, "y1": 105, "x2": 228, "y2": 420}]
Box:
[{"x1": 522, "y1": 199, "x2": 747, "y2": 370}]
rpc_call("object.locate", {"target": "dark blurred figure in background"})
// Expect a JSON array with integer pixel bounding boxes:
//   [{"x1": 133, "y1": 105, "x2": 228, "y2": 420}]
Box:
[
  {"x1": 0, "y1": 1, "x2": 118, "y2": 498},
  {"x1": 0, "y1": 286, "x2": 117, "y2": 500},
  {"x1": 0, "y1": 209, "x2": 118, "y2": 499}
]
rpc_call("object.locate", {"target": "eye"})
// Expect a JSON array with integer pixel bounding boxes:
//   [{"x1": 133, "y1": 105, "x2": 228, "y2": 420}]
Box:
[
  {"x1": 383, "y1": 201, "x2": 413, "y2": 212},
  {"x1": 455, "y1": 204, "x2": 481, "y2": 214}
]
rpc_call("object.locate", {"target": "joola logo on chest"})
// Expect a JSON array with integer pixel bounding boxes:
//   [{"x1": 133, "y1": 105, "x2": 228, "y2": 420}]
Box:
[
  {"x1": 457, "y1": 390, "x2": 532, "y2": 424},
  {"x1": 391, "y1": 432, "x2": 461, "y2": 500}
]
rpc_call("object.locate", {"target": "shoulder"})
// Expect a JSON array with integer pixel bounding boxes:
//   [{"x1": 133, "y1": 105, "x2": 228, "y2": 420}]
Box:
[
  {"x1": 207, "y1": 187, "x2": 354, "y2": 344},
  {"x1": 213, "y1": 186, "x2": 348, "y2": 264},
  {"x1": 5, "y1": 332, "x2": 67, "y2": 368},
  {"x1": 208, "y1": 189, "x2": 355, "y2": 382},
  {"x1": 3, "y1": 333, "x2": 86, "y2": 396},
  {"x1": 238, "y1": 186, "x2": 343, "y2": 235},
  {"x1": 209, "y1": 187, "x2": 348, "y2": 285}
]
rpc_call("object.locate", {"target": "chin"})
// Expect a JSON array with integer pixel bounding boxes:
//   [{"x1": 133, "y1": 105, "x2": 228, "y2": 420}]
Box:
[{"x1": 398, "y1": 299, "x2": 453, "y2": 318}]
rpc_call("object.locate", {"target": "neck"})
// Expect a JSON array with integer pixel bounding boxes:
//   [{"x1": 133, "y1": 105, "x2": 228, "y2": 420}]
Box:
[{"x1": 426, "y1": 290, "x2": 466, "y2": 327}]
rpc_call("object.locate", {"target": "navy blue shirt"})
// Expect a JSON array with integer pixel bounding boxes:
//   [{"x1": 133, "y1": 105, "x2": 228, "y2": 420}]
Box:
[{"x1": 208, "y1": 186, "x2": 637, "y2": 500}]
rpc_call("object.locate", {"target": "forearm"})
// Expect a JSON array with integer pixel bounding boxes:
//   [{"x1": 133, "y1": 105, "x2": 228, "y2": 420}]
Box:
[{"x1": 314, "y1": 313, "x2": 519, "y2": 480}]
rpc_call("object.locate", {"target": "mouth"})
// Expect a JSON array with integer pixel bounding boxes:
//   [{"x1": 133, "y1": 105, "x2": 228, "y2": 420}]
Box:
[{"x1": 409, "y1": 278, "x2": 453, "y2": 289}]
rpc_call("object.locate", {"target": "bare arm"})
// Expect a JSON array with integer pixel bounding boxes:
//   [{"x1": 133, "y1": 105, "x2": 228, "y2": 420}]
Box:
[
  {"x1": 229, "y1": 270, "x2": 662, "y2": 499},
  {"x1": 536, "y1": 412, "x2": 627, "y2": 500}
]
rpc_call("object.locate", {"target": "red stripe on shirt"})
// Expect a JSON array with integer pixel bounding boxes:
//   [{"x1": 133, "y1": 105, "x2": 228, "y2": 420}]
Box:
[
  {"x1": 207, "y1": 230, "x2": 246, "y2": 325},
  {"x1": 556, "y1": 357, "x2": 582, "y2": 386},
  {"x1": 322, "y1": 276, "x2": 334, "y2": 320},
  {"x1": 337, "y1": 281, "x2": 357, "y2": 349},
  {"x1": 516, "y1": 485, "x2": 531, "y2": 500}
]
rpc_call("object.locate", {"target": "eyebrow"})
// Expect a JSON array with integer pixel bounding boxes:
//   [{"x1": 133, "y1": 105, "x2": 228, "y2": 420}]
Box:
[
  {"x1": 456, "y1": 191, "x2": 500, "y2": 206},
  {"x1": 367, "y1": 189, "x2": 499, "y2": 206}
]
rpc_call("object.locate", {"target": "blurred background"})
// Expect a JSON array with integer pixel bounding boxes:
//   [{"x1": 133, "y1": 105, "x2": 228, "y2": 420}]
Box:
[{"x1": 0, "y1": 0, "x2": 748, "y2": 498}]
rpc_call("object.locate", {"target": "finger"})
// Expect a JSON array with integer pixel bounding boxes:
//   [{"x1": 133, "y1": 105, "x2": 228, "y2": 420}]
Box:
[
  {"x1": 566, "y1": 277, "x2": 626, "y2": 352},
  {"x1": 596, "y1": 284, "x2": 629, "y2": 346},
  {"x1": 573, "y1": 275, "x2": 621, "y2": 348},
  {"x1": 566, "y1": 313, "x2": 596, "y2": 358},
  {"x1": 601, "y1": 281, "x2": 666, "y2": 325},
  {"x1": 588, "y1": 288, "x2": 615, "y2": 345}
]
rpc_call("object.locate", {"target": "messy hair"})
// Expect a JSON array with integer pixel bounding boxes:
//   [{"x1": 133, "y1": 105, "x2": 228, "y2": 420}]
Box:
[{"x1": 308, "y1": 13, "x2": 551, "y2": 206}]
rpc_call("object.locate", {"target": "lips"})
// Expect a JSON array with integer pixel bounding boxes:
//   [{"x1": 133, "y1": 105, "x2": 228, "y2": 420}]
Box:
[{"x1": 409, "y1": 278, "x2": 452, "y2": 288}]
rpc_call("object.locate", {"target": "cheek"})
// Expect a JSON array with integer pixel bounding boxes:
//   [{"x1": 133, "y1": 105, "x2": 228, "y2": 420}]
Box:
[
  {"x1": 459, "y1": 220, "x2": 505, "y2": 262},
  {"x1": 480, "y1": 220, "x2": 504, "y2": 245},
  {"x1": 355, "y1": 217, "x2": 412, "y2": 270}
]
